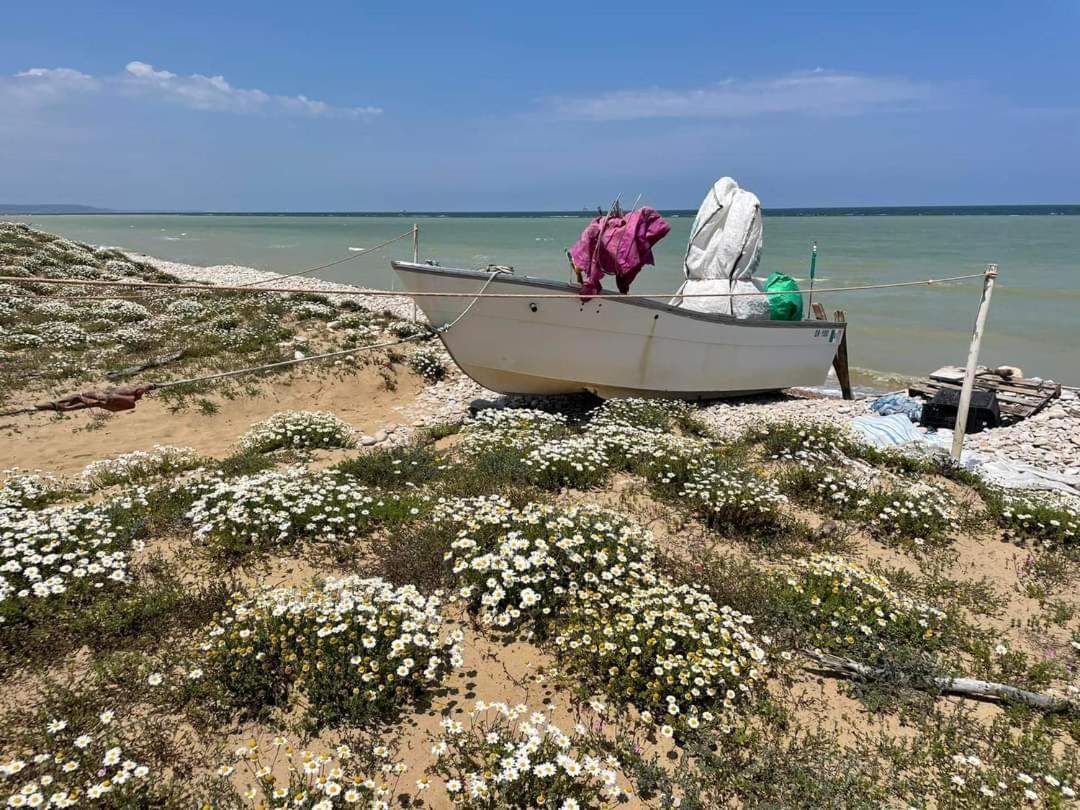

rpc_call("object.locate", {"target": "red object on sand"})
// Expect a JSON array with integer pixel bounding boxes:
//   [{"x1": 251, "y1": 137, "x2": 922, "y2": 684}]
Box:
[{"x1": 36, "y1": 385, "x2": 155, "y2": 414}]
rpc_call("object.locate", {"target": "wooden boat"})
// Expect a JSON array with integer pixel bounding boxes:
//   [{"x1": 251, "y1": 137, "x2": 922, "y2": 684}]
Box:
[{"x1": 391, "y1": 261, "x2": 846, "y2": 399}]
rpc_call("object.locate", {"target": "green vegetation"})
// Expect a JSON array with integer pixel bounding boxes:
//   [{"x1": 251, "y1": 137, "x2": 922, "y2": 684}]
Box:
[{"x1": 0, "y1": 222, "x2": 432, "y2": 410}]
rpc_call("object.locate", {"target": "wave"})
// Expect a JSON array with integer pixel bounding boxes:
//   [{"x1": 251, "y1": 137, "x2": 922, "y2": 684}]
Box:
[{"x1": 997, "y1": 285, "x2": 1080, "y2": 302}]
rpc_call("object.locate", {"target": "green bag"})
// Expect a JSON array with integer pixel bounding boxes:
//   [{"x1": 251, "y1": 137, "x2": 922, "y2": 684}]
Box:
[{"x1": 764, "y1": 272, "x2": 803, "y2": 321}]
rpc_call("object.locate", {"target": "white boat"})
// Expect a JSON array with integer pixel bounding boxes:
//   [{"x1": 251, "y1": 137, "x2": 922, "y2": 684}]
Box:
[{"x1": 391, "y1": 260, "x2": 845, "y2": 399}]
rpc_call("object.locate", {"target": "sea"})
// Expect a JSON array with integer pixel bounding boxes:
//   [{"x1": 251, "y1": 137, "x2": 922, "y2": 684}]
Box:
[{"x1": 10, "y1": 207, "x2": 1080, "y2": 391}]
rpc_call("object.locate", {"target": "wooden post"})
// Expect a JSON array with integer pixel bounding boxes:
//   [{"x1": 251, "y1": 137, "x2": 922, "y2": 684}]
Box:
[
  {"x1": 832, "y1": 309, "x2": 853, "y2": 401},
  {"x1": 811, "y1": 304, "x2": 852, "y2": 400},
  {"x1": 411, "y1": 224, "x2": 420, "y2": 321},
  {"x1": 951, "y1": 264, "x2": 998, "y2": 460}
]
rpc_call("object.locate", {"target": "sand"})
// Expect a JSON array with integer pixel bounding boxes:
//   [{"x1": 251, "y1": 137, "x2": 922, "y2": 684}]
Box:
[{"x1": 2, "y1": 367, "x2": 422, "y2": 476}]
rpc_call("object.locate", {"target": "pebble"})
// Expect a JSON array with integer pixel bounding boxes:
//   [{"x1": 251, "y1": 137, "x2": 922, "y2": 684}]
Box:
[
  {"x1": 966, "y1": 401, "x2": 1080, "y2": 476},
  {"x1": 129, "y1": 252, "x2": 423, "y2": 323},
  {"x1": 360, "y1": 435, "x2": 377, "y2": 446},
  {"x1": 373, "y1": 430, "x2": 387, "y2": 443},
  {"x1": 469, "y1": 398, "x2": 501, "y2": 414},
  {"x1": 696, "y1": 395, "x2": 867, "y2": 440}
]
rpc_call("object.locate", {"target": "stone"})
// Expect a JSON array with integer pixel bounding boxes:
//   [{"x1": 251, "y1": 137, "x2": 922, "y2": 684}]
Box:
[
  {"x1": 373, "y1": 430, "x2": 388, "y2": 442},
  {"x1": 360, "y1": 435, "x2": 377, "y2": 446},
  {"x1": 469, "y1": 398, "x2": 500, "y2": 414}
]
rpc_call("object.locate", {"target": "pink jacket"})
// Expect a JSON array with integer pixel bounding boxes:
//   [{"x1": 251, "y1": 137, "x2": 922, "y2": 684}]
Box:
[{"x1": 569, "y1": 207, "x2": 671, "y2": 296}]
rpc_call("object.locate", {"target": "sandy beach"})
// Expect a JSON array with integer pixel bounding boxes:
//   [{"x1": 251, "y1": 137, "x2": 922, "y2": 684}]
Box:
[
  {"x1": 7, "y1": 3, "x2": 1080, "y2": 802},
  {"x1": 3, "y1": 223, "x2": 1080, "y2": 807}
]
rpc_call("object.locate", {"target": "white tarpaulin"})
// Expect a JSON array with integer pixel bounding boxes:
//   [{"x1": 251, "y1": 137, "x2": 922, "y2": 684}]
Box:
[
  {"x1": 676, "y1": 177, "x2": 769, "y2": 317},
  {"x1": 850, "y1": 413, "x2": 926, "y2": 448},
  {"x1": 850, "y1": 414, "x2": 1080, "y2": 497}
]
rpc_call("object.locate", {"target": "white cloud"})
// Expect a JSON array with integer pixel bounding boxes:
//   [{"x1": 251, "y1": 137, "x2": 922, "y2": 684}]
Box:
[
  {"x1": 545, "y1": 70, "x2": 941, "y2": 122},
  {"x1": 1, "y1": 61, "x2": 380, "y2": 119},
  {"x1": 3, "y1": 66, "x2": 99, "y2": 106},
  {"x1": 16, "y1": 67, "x2": 96, "y2": 82}
]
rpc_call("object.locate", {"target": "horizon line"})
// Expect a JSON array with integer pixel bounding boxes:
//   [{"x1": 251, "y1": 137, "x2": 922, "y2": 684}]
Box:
[{"x1": 4, "y1": 202, "x2": 1080, "y2": 217}]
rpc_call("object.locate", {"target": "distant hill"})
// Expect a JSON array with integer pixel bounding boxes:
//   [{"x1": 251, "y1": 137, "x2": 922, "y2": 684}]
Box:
[{"x1": 0, "y1": 204, "x2": 111, "y2": 214}]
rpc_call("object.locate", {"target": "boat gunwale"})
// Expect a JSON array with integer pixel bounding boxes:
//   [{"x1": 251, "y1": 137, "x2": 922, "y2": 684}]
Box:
[{"x1": 391, "y1": 261, "x2": 845, "y2": 330}]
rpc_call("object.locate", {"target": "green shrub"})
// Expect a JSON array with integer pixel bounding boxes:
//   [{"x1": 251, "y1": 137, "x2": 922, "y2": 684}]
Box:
[
  {"x1": 186, "y1": 468, "x2": 427, "y2": 557},
  {"x1": 199, "y1": 576, "x2": 462, "y2": 725},
  {"x1": 236, "y1": 410, "x2": 357, "y2": 454},
  {"x1": 431, "y1": 702, "x2": 631, "y2": 808},
  {"x1": 332, "y1": 444, "x2": 445, "y2": 489}
]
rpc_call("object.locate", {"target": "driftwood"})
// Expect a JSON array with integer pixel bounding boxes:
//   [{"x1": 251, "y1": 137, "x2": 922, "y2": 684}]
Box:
[
  {"x1": 105, "y1": 349, "x2": 185, "y2": 381},
  {"x1": 800, "y1": 649, "x2": 1075, "y2": 714}
]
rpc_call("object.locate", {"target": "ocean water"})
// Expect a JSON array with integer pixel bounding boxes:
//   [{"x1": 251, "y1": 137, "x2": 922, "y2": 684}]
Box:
[{"x1": 12, "y1": 211, "x2": 1080, "y2": 387}]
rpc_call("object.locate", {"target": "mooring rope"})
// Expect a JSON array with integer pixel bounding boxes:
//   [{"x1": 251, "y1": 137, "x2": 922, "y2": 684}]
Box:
[
  {"x1": 150, "y1": 332, "x2": 434, "y2": 391},
  {"x1": 0, "y1": 270, "x2": 989, "y2": 300},
  {"x1": 0, "y1": 228, "x2": 417, "y2": 305},
  {"x1": 0, "y1": 332, "x2": 438, "y2": 418},
  {"x1": 0, "y1": 269, "x2": 502, "y2": 417},
  {"x1": 149, "y1": 269, "x2": 502, "y2": 391},
  {"x1": 228, "y1": 229, "x2": 416, "y2": 288}
]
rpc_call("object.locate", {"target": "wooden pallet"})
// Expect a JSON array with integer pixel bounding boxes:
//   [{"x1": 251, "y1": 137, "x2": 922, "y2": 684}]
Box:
[{"x1": 908, "y1": 374, "x2": 1061, "y2": 425}]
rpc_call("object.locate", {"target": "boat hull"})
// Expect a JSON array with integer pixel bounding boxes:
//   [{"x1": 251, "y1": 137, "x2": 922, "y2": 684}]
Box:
[{"x1": 392, "y1": 262, "x2": 844, "y2": 399}]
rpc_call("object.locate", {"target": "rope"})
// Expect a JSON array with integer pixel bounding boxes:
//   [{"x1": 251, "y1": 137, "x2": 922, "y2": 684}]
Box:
[
  {"x1": 0, "y1": 404, "x2": 44, "y2": 418},
  {"x1": 150, "y1": 332, "x2": 433, "y2": 390},
  {"x1": 150, "y1": 268, "x2": 501, "y2": 390},
  {"x1": 0, "y1": 335, "x2": 433, "y2": 416},
  {"x1": 0, "y1": 292, "x2": 154, "y2": 302},
  {"x1": 436, "y1": 269, "x2": 505, "y2": 330},
  {"x1": 0, "y1": 266, "x2": 501, "y2": 415},
  {"x1": 0, "y1": 271, "x2": 989, "y2": 300},
  {"x1": 229, "y1": 229, "x2": 415, "y2": 288},
  {"x1": 0, "y1": 229, "x2": 416, "y2": 305}
]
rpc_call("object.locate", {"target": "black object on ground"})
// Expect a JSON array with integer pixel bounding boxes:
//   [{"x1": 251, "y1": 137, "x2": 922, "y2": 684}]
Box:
[
  {"x1": 909, "y1": 371, "x2": 1060, "y2": 426},
  {"x1": 920, "y1": 388, "x2": 1001, "y2": 433}
]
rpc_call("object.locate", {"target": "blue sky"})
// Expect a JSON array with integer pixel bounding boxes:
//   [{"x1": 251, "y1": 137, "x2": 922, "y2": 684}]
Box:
[{"x1": 1, "y1": 0, "x2": 1078, "y2": 210}]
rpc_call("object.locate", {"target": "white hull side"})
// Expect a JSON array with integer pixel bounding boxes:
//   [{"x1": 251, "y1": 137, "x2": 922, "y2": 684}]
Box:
[{"x1": 393, "y1": 263, "x2": 844, "y2": 399}]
